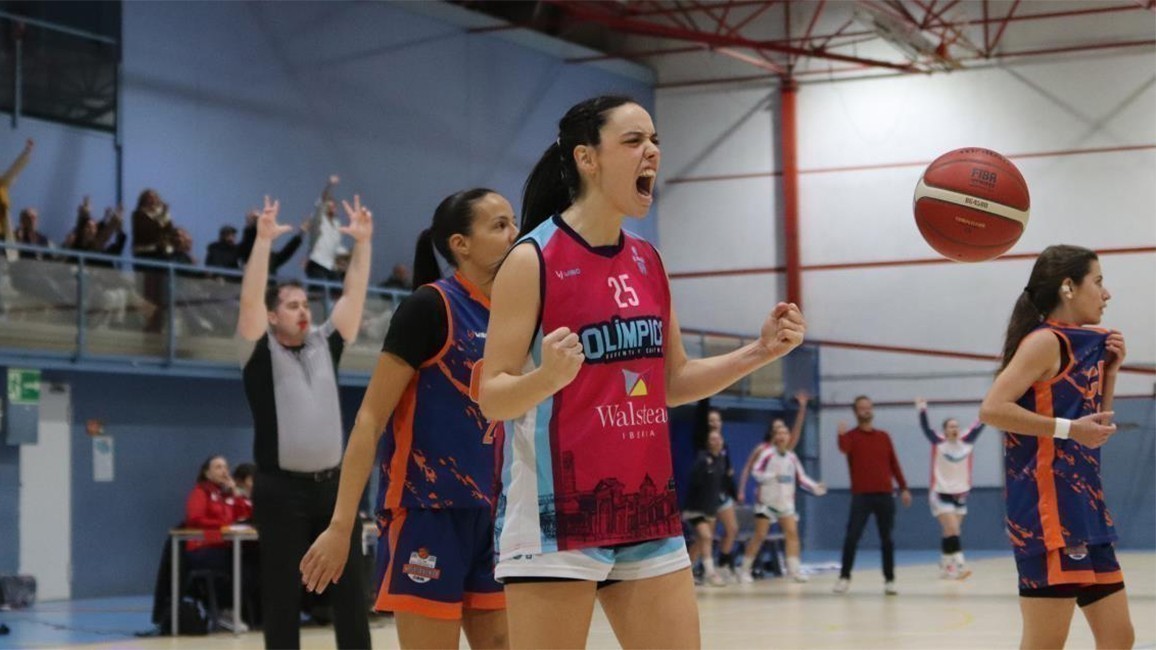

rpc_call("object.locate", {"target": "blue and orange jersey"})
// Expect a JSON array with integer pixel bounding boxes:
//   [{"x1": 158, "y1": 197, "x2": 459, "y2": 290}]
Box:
[
  {"x1": 496, "y1": 216, "x2": 682, "y2": 556},
  {"x1": 376, "y1": 273, "x2": 502, "y2": 512},
  {"x1": 1004, "y1": 320, "x2": 1116, "y2": 558}
]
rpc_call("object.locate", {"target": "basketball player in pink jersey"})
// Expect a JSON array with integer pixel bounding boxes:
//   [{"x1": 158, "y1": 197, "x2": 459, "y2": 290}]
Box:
[
  {"x1": 479, "y1": 95, "x2": 806, "y2": 648},
  {"x1": 980, "y1": 245, "x2": 1132, "y2": 649},
  {"x1": 915, "y1": 397, "x2": 985, "y2": 580},
  {"x1": 301, "y1": 189, "x2": 518, "y2": 649}
]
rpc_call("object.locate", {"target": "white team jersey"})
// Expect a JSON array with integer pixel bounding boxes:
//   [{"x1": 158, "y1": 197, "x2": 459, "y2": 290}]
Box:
[
  {"x1": 752, "y1": 447, "x2": 819, "y2": 511},
  {"x1": 930, "y1": 439, "x2": 975, "y2": 495}
]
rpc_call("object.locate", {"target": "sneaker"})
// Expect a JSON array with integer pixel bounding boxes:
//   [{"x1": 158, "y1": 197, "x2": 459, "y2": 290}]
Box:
[
  {"x1": 705, "y1": 571, "x2": 727, "y2": 587},
  {"x1": 884, "y1": 581, "x2": 898, "y2": 595},
  {"x1": 833, "y1": 578, "x2": 850, "y2": 594},
  {"x1": 791, "y1": 572, "x2": 810, "y2": 583},
  {"x1": 738, "y1": 570, "x2": 754, "y2": 584},
  {"x1": 940, "y1": 564, "x2": 958, "y2": 580},
  {"x1": 954, "y1": 565, "x2": 973, "y2": 580},
  {"x1": 217, "y1": 610, "x2": 249, "y2": 633}
]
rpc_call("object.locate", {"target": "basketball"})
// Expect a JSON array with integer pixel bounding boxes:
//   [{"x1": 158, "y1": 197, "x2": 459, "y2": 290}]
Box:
[{"x1": 913, "y1": 147, "x2": 1030, "y2": 262}]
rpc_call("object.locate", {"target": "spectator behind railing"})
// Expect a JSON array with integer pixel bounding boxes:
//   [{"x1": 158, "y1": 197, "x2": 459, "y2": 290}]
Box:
[
  {"x1": 0, "y1": 138, "x2": 34, "y2": 264},
  {"x1": 238, "y1": 209, "x2": 306, "y2": 276},
  {"x1": 378, "y1": 262, "x2": 412, "y2": 291},
  {"x1": 13, "y1": 207, "x2": 52, "y2": 260},
  {"x1": 132, "y1": 189, "x2": 180, "y2": 332},
  {"x1": 63, "y1": 198, "x2": 126, "y2": 263},
  {"x1": 205, "y1": 225, "x2": 240, "y2": 271},
  {"x1": 304, "y1": 175, "x2": 347, "y2": 282}
]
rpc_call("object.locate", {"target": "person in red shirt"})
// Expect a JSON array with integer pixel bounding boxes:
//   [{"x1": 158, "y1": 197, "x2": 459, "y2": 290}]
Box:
[
  {"x1": 184, "y1": 455, "x2": 257, "y2": 631},
  {"x1": 833, "y1": 396, "x2": 911, "y2": 595},
  {"x1": 185, "y1": 455, "x2": 251, "y2": 559}
]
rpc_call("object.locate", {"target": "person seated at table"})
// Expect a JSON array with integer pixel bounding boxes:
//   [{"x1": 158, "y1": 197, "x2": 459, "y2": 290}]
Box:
[{"x1": 185, "y1": 455, "x2": 257, "y2": 631}]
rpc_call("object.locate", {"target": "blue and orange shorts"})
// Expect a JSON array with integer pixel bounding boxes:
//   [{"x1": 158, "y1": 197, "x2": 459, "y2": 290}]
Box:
[
  {"x1": 375, "y1": 507, "x2": 505, "y2": 620},
  {"x1": 1016, "y1": 542, "x2": 1125, "y2": 604}
]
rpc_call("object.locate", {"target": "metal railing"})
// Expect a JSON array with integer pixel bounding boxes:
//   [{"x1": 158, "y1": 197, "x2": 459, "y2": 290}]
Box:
[
  {"x1": 0, "y1": 242, "x2": 406, "y2": 383},
  {"x1": 1, "y1": 242, "x2": 819, "y2": 402}
]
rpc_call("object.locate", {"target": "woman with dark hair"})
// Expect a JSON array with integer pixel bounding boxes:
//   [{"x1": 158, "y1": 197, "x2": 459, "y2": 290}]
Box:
[
  {"x1": 479, "y1": 95, "x2": 806, "y2": 648},
  {"x1": 682, "y1": 428, "x2": 730, "y2": 587},
  {"x1": 979, "y1": 245, "x2": 1133, "y2": 650},
  {"x1": 185, "y1": 455, "x2": 251, "y2": 562},
  {"x1": 132, "y1": 189, "x2": 179, "y2": 332},
  {"x1": 301, "y1": 189, "x2": 518, "y2": 649}
]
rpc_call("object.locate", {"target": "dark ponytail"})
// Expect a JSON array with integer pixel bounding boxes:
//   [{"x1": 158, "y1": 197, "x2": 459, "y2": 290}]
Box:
[
  {"x1": 411, "y1": 188, "x2": 496, "y2": 287},
  {"x1": 999, "y1": 244, "x2": 1098, "y2": 369},
  {"x1": 521, "y1": 95, "x2": 637, "y2": 233},
  {"x1": 412, "y1": 228, "x2": 441, "y2": 287}
]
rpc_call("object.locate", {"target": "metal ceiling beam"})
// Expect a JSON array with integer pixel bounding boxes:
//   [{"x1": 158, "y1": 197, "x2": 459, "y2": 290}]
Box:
[
  {"x1": 546, "y1": 0, "x2": 920, "y2": 72},
  {"x1": 624, "y1": 0, "x2": 768, "y2": 18},
  {"x1": 986, "y1": 0, "x2": 1021, "y2": 56}
]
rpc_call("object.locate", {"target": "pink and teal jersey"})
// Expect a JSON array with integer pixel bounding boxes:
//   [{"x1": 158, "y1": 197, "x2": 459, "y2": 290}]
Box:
[
  {"x1": 1004, "y1": 320, "x2": 1117, "y2": 559},
  {"x1": 496, "y1": 215, "x2": 682, "y2": 555}
]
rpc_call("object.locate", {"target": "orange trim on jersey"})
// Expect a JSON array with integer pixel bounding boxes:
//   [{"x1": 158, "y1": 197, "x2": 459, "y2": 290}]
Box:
[
  {"x1": 1045, "y1": 319, "x2": 1109, "y2": 335},
  {"x1": 1027, "y1": 328, "x2": 1076, "y2": 388},
  {"x1": 1045, "y1": 548, "x2": 1097, "y2": 585},
  {"x1": 1032, "y1": 382, "x2": 1066, "y2": 552},
  {"x1": 437, "y1": 359, "x2": 472, "y2": 396},
  {"x1": 384, "y1": 382, "x2": 419, "y2": 509},
  {"x1": 375, "y1": 594, "x2": 463, "y2": 620},
  {"x1": 376, "y1": 508, "x2": 408, "y2": 610},
  {"x1": 463, "y1": 591, "x2": 507, "y2": 611},
  {"x1": 454, "y1": 271, "x2": 491, "y2": 310},
  {"x1": 422, "y1": 285, "x2": 455, "y2": 369}
]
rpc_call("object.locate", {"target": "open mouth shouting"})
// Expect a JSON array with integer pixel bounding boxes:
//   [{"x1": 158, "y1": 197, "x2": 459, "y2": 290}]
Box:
[{"x1": 636, "y1": 169, "x2": 656, "y2": 202}]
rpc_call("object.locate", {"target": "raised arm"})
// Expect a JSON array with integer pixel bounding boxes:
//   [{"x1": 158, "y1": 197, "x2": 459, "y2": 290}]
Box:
[
  {"x1": 479, "y1": 244, "x2": 583, "y2": 422},
  {"x1": 916, "y1": 398, "x2": 941, "y2": 444},
  {"x1": 786, "y1": 391, "x2": 810, "y2": 451},
  {"x1": 962, "y1": 420, "x2": 986, "y2": 444},
  {"x1": 979, "y1": 330, "x2": 1116, "y2": 448},
  {"x1": 236, "y1": 197, "x2": 291, "y2": 341},
  {"x1": 0, "y1": 139, "x2": 33, "y2": 188},
  {"x1": 329, "y1": 195, "x2": 373, "y2": 342},
  {"x1": 836, "y1": 420, "x2": 852, "y2": 455},
  {"x1": 664, "y1": 301, "x2": 805, "y2": 407}
]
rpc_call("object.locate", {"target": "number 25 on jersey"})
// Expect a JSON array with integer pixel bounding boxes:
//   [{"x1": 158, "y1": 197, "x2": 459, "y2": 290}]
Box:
[{"x1": 608, "y1": 274, "x2": 640, "y2": 308}]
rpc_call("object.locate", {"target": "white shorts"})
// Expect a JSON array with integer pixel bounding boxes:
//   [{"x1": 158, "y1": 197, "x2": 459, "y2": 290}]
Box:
[
  {"x1": 930, "y1": 492, "x2": 968, "y2": 517},
  {"x1": 495, "y1": 536, "x2": 690, "y2": 583},
  {"x1": 754, "y1": 503, "x2": 798, "y2": 522},
  {"x1": 718, "y1": 497, "x2": 735, "y2": 512}
]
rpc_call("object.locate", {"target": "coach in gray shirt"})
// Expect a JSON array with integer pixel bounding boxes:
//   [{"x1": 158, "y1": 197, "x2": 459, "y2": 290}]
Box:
[{"x1": 237, "y1": 195, "x2": 373, "y2": 649}]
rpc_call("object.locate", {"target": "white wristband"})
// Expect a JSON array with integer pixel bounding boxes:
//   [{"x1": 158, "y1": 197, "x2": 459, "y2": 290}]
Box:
[{"x1": 1053, "y1": 418, "x2": 1072, "y2": 440}]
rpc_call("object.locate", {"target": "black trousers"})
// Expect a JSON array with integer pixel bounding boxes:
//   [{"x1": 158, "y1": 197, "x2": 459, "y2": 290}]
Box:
[
  {"x1": 839, "y1": 493, "x2": 897, "y2": 581},
  {"x1": 252, "y1": 471, "x2": 370, "y2": 650}
]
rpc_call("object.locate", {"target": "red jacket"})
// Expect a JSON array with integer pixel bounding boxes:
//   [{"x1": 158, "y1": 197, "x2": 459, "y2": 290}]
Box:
[
  {"x1": 185, "y1": 481, "x2": 252, "y2": 551},
  {"x1": 837, "y1": 427, "x2": 908, "y2": 494}
]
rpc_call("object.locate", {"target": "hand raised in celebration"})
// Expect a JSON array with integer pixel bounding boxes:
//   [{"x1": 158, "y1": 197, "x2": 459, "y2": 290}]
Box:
[
  {"x1": 339, "y1": 195, "x2": 373, "y2": 243},
  {"x1": 256, "y1": 196, "x2": 293, "y2": 241},
  {"x1": 758, "y1": 302, "x2": 806, "y2": 359}
]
